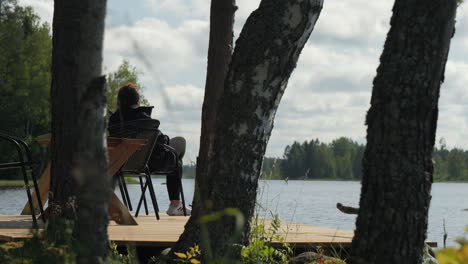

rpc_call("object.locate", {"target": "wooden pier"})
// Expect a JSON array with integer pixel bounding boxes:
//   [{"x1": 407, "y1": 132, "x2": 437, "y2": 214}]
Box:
[{"x1": 0, "y1": 214, "x2": 437, "y2": 248}]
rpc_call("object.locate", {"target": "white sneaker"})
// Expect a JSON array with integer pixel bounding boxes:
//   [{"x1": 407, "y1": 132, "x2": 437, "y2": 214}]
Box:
[{"x1": 166, "y1": 203, "x2": 191, "y2": 216}]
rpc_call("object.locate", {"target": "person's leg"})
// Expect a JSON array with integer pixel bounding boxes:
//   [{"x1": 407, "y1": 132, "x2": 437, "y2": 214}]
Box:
[
  {"x1": 166, "y1": 137, "x2": 191, "y2": 215},
  {"x1": 168, "y1": 136, "x2": 186, "y2": 204},
  {"x1": 166, "y1": 170, "x2": 181, "y2": 201},
  {"x1": 169, "y1": 137, "x2": 186, "y2": 159},
  {"x1": 166, "y1": 162, "x2": 191, "y2": 215},
  {"x1": 148, "y1": 148, "x2": 180, "y2": 202}
]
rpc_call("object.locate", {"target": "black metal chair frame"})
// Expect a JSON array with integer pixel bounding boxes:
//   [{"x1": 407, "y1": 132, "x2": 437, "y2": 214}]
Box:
[
  {"x1": 109, "y1": 119, "x2": 162, "y2": 220},
  {"x1": 133, "y1": 142, "x2": 187, "y2": 217},
  {"x1": 0, "y1": 131, "x2": 45, "y2": 227},
  {"x1": 110, "y1": 122, "x2": 187, "y2": 218},
  {"x1": 119, "y1": 165, "x2": 161, "y2": 220}
]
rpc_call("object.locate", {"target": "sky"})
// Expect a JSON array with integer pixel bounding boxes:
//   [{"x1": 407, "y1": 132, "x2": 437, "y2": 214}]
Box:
[{"x1": 19, "y1": 0, "x2": 468, "y2": 164}]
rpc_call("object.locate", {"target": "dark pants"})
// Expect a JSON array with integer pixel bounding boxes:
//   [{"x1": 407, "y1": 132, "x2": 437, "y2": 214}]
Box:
[
  {"x1": 148, "y1": 136, "x2": 186, "y2": 201},
  {"x1": 166, "y1": 170, "x2": 181, "y2": 201},
  {"x1": 148, "y1": 149, "x2": 182, "y2": 201}
]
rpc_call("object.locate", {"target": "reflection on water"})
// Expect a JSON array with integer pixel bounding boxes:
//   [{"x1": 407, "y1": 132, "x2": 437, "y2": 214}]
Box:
[{"x1": 1, "y1": 179, "x2": 466, "y2": 247}]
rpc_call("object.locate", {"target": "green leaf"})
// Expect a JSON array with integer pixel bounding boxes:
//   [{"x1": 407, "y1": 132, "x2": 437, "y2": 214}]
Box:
[{"x1": 174, "y1": 252, "x2": 188, "y2": 259}]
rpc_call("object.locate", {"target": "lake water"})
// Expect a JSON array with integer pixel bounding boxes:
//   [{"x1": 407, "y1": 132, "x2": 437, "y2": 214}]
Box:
[{"x1": 0, "y1": 179, "x2": 466, "y2": 247}]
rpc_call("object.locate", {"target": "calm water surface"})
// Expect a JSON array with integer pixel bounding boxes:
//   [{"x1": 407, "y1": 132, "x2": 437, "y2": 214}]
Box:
[{"x1": 1, "y1": 180, "x2": 466, "y2": 247}]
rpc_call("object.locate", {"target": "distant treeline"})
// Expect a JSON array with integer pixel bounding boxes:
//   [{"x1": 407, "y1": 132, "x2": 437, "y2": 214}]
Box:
[
  {"x1": 263, "y1": 137, "x2": 468, "y2": 182},
  {"x1": 264, "y1": 137, "x2": 365, "y2": 180},
  {"x1": 183, "y1": 137, "x2": 468, "y2": 182}
]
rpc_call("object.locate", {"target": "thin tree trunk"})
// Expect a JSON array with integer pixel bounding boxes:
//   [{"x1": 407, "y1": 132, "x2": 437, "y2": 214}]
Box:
[
  {"x1": 174, "y1": 0, "x2": 237, "y2": 253},
  {"x1": 49, "y1": 0, "x2": 109, "y2": 262},
  {"x1": 350, "y1": 1, "x2": 457, "y2": 263},
  {"x1": 176, "y1": 0, "x2": 323, "y2": 261}
]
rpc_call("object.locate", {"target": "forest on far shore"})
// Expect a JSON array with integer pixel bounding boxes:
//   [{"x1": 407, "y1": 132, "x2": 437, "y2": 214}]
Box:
[{"x1": 184, "y1": 137, "x2": 468, "y2": 182}]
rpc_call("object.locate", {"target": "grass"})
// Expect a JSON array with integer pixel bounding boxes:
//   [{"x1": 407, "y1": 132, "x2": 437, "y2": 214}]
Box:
[
  {"x1": 124, "y1": 177, "x2": 139, "y2": 184},
  {"x1": 434, "y1": 179, "x2": 468, "y2": 183},
  {"x1": 0, "y1": 178, "x2": 140, "y2": 187},
  {"x1": 0, "y1": 180, "x2": 24, "y2": 187}
]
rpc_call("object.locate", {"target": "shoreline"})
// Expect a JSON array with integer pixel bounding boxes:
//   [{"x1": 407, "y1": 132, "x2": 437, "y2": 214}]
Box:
[
  {"x1": 1, "y1": 178, "x2": 467, "y2": 187},
  {"x1": 0, "y1": 177, "x2": 141, "y2": 187}
]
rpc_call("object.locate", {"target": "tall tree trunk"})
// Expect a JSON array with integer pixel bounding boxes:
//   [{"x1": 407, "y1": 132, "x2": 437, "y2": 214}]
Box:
[
  {"x1": 175, "y1": 0, "x2": 323, "y2": 261},
  {"x1": 350, "y1": 1, "x2": 457, "y2": 263},
  {"x1": 175, "y1": 0, "x2": 237, "y2": 253},
  {"x1": 49, "y1": 0, "x2": 109, "y2": 261}
]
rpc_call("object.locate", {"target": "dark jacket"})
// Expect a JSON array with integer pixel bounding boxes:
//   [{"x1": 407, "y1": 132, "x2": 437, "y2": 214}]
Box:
[
  {"x1": 108, "y1": 106, "x2": 173, "y2": 171},
  {"x1": 108, "y1": 106, "x2": 153, "y2": 128},
  {"x1": 108, "y1": 105, "x2": 167, "y2": 137}
]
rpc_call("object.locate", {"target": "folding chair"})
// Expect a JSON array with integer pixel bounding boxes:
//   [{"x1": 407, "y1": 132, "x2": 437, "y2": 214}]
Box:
[
  {"x1": 0, "y1": 131, "x2": 45, "y2": 227},
  {"x1": 136, "y1": 138, "x2": 188, "y2": 216},
  {"x1": 109, "y1": 119, "x2": 162, "y2": 220}
]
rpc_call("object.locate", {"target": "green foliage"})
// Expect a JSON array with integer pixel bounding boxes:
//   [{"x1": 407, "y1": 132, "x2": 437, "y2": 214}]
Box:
[
  {"x1": 198, "y1": 207, "x2": 245, "y2": 263},
  {"x1": 436, "y1": 226, "x2": 468, "y2": 264},
  {"x1": 0, "y1": 219, "x2": 136, "y2": 264},
  {"x1": 0, "y1": 0, "x2": 52, "y2": 179},
  {"x1": 307, "y1": 247, "x2": 347, "y2": 264},
  {"x1": 124, "y1": 177, "x2": 139, "y2": 184},
  {"x1": 106, "y1": 60, "x2": 149, "y2": 113},
  {"x1": 108, "y1": 243, "x2": 139, "y2": 264},
  {"x1": 0, "y1": 1, "x2": 151, "y2": 180},
  {"x1": 241, "y1": 214, "x2": 292, "y2": 264},
  {"x1": 182, "y1": 163, "x2": 196, "y2": 178},
  {"x1": 173, "y1": 244, "x2": 201, "y2": 264},
  {"x1": 280, "y1": 137, "x2": 364, "y2": 180},
  {"x1": 433, "y1": 139, "x2": 468, "y2": 182},
  {"x1": 261, "y1": 158, "x2": 282, "y2": 180},
  {"x1": 0, "y1": 180, "x2": 24, "y2": 187},
  {"x1": 0, "y1": 219, "x2": 76, "y2": 264},
  {"x1": 278, "y1": 137, "x2": 468, "y2": 181}
]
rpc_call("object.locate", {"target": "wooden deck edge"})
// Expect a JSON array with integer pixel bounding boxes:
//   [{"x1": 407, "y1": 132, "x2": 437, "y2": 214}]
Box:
[
  {"x1": 0, "y1": 215, "x2": 438, "y2": 249},
  {"x1": 110, "y1": 240, "x2": 437, "y2": 249},
  {"x1": 0, "y1": 235, "x2": 438, "y2": 249}
]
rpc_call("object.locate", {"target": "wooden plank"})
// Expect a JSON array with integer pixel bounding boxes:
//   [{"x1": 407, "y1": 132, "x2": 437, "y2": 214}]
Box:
[
  {"x1": 21, "y1": 135, "x2": 146, "y2": 225},
  {"x1": 21, "y1": 163, "x2": 50, "y2": 215},
  {"x1": 36, "y1": 134, "x2": 145, "y2": 149},
  {"x1": 0, "y1": 215, "x2": 437, "y2": 248}
]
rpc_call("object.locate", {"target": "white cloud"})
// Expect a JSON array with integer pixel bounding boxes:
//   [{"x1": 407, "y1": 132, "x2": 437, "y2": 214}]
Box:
[
  {"x1": 266, "y1": 90, "x2": 369, "y2": 157},
  {"x1": 314, "y1": 0, "x2": 392, "y2": 43},
  {"x1": 103, "y1": 18, "x2": 208, "y2": 74},
  {"x1": 146, "y1": 84, "x2": 204, "y2": 115},
  {"x1": 437, "y1": 105, "x2": 468, "y2": 149},
  {"x1": 235, "y1": 0, "x2": 261, "y2": 21},
  {"x1": 144, "y1": 0, "x2": 210, "y2": 21},
  {"x1": 443, "y1": 60, "x2": 468, "y2": 106},
  {"x1": 145, "y1": 84, "x2": 204, "y2": 163},
  {"x1": 18, "y1": 0, "x2": 53, "y2": 25},
  {"x1": 102, "y1": 17, "x2": 210, "y2": 119},
  {"x1": 290, "y1": 43, "x2": 379, "y2": 93}
]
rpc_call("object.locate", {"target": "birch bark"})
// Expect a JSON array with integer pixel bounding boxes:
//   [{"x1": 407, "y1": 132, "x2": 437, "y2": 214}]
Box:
[{"x1": 175, "y1": 0, "x2": 323, "y2": 261}]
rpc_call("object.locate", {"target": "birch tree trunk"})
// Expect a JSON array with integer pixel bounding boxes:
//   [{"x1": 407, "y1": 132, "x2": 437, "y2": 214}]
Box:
[
  {"x1": 49, "y1": 0, "x2": 109, "y2": 261},
  {"x1": 350, "y1": 1, "x2": 457, "y2": 263},
  {"x1": 175, "y1": 0, "x2": 323, "y2": 261}
]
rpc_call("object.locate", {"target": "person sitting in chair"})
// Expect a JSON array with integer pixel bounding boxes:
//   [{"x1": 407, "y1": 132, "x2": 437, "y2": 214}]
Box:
[{"x1": 108, "y1": 82, "x2": 190, "y2": 216}]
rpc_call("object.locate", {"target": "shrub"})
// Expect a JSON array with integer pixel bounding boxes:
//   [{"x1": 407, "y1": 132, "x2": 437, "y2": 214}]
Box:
[{"x1": 436, "y1": 226, "x2": 468, "y2": 264}]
